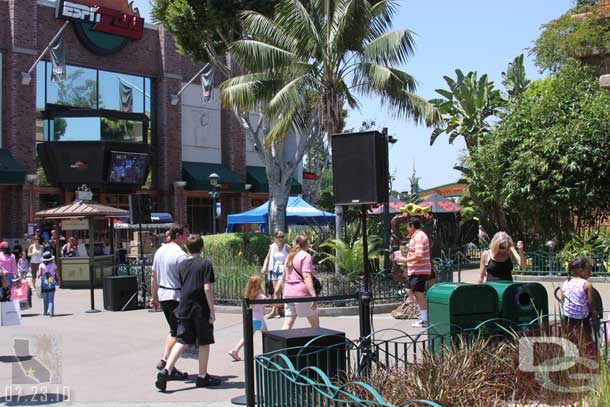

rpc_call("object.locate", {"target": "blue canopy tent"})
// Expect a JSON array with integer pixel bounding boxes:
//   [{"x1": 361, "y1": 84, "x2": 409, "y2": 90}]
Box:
[{"x1": 226, "y1": 196, "x2": 335, "y2": 232}]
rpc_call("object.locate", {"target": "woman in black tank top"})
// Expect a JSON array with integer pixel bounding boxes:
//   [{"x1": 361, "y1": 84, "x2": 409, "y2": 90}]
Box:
[{"x1": 477, "y1": 231, "x2": 526, "y2": 283}]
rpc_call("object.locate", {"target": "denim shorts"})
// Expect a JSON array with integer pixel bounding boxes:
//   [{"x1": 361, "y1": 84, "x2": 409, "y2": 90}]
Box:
[
  {"x1": 253, "y1": 320, "x2": 265, "y2": 332},
  {"x1": 269, "y1": 270, "x2": 283, "y2": 281}
]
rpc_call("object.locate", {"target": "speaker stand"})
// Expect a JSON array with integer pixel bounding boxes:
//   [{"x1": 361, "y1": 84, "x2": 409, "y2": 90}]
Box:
[{"x1": 85, "y1": 309, "x2": 101, "y2": 314}]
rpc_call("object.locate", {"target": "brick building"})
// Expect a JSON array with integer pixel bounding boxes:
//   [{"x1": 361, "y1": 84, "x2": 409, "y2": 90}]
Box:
[{"x1": 0, "y1": 0, "x2": 290, "y2": 239}]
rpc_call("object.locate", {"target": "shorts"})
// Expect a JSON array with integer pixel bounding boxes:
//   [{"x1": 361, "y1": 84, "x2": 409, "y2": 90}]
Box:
[
  {"x1": 160, "y1": 300, "x2": 179, "y2": 337},
  {"x1": 406, "y1": 275, "x2": 429, "y2": 293},
  {"x1": 176, "y1": 317, "x2": 215, "y2": 346},
  {"x1": 253, "y1": 320, "x2": 265, "y2": 332},
  {"x1": 269, "y1": 270, "x2": 283, "y2": 281},
  {"x1": 284, "y1": 300, "x2": 317, "y2": 318}
]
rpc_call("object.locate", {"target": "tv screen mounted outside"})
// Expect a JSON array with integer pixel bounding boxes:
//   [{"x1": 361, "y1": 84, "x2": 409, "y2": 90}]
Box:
[{"x1": 108, "y1": 151, "x2": 149, "y2": 184}]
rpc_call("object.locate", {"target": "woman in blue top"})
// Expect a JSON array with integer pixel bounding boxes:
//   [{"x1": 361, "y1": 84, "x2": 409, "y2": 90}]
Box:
[{"x1": 260, "y1": 230, "x2": 289, "y2": 319}]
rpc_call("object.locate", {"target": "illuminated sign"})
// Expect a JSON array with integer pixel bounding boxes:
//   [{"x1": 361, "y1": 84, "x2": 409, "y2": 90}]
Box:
[{"x1": 55, "y1": 0, "x2": 144, "y2": 55}]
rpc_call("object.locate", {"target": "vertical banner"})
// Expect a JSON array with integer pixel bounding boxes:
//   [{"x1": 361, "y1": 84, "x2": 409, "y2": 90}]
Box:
[
  {"x1": 50, "y1": 34, "x2": 66, "y2": 83},
  {"x1": 119, "y1": 80, "x2": 133, "y2": 112},
  {"x1": 200, "y1": 64, "x2": 215, "y2": 103}
]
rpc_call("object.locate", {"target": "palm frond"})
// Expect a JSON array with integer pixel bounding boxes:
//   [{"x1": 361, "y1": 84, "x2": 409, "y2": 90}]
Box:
[
  {"x1": 229, "y1": 40, "x2": 296, "y2": 71},
  {"x1": 361, "y1": 29, "x2": 415, "y2": 66},
  {"x1": 240, "y1": 11, "x2": 297, "y2": 53},
  {"x1": 275, "y1": 0, "x2": 322, "y2": 58}
]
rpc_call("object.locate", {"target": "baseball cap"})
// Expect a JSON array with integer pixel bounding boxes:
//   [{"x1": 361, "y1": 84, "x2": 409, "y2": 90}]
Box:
[{"x1": 0, "y1": 241, "x2": 9, "y2": 249}]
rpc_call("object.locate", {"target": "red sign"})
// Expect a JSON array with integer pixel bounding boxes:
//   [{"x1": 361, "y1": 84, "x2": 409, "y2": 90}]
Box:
[
  {"x1": 303, "y1": 171, "x2": 319, "y2": 180},
  {"x1": 56, "y1": 0, "x2": 144, "y2": 40}
]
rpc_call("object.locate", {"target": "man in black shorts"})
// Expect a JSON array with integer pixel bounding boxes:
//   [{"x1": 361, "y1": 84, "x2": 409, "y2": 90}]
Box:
[
  {"x1": 395, "y1": 217, "x2": 432, "y2": 328},
  {"x1": 151, "y1": 223, "x2": 189, "y2": 379},
  {"x1": 155, "y1": 234, "x2": 220, "y2": 391}
]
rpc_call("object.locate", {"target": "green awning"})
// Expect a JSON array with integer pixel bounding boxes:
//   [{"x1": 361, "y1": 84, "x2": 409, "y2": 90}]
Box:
[
  {"x1": 0, "y1": 149, "x2": 25, "y2": 185},
  {"x1": 246, "y1": 166, "x2": 302, "y2": 194},
  {"x1": 182, "y1": 162, "x2": 244, "y2": 191}
]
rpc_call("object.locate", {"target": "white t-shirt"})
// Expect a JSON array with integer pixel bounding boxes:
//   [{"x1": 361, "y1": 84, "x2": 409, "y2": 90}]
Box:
[{"x1": 152, "y1": 242, "x2": 187, "y2": 302}]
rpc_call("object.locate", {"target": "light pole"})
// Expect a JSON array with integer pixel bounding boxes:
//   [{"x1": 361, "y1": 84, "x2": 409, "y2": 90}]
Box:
[{"x1": 208, "y1": 173, "x2": 220, "y2": 234}]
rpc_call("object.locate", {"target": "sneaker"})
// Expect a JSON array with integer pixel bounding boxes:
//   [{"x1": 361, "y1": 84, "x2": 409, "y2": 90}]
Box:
[
  {"x1": 169, "y1": 368, "x2": 189, "y2": 380},
  {"x1": 196, "y1": 374, "x2": 222, "y2": 387},
  {"x1": 411, "y1": 320, "x2": 427, "y2": 328},
  {"x1": 156, "y1": 359, "x2": 166, "y2": 371},
  {"x1": 155, "y1": 369, "x2": 169, "y2": 392}
]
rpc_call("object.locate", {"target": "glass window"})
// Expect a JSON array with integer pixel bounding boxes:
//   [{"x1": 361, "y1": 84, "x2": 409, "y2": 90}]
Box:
[
  {"x1": 145, "y1": 78, "x2": 151, "y2": 117},
  {"x1": 98, "y1": 71, "x2": 144, "y2": 113},
  {"x1": 51, "y1": 117, "x2": 101, "y2": 141},
  {"x1": 36, "y1": 62, "x2": 46, "y2": 111},
  {"x1": 47, "y1": 64, "x2": 98, "y2": 109},
  {"x1": 101, "y1": 117, "x2": 144, "y2": 142}
]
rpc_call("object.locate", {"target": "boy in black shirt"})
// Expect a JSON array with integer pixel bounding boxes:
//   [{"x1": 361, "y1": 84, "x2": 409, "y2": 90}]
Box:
[{"x1": 155, "y1": 235, "x2": 221, "y2": 391}]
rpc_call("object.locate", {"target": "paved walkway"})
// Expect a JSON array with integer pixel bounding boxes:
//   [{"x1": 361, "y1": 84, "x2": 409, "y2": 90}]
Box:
[{"x1": 1, "y1": 268, "x2": 608, "y2": 406}]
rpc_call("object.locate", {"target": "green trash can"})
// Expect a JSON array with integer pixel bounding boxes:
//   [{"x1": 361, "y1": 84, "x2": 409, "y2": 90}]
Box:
[
  {"x1": 427, "y1": 283, "x2": 499, "y2": 351},
  {"x1": 485, "y1": 281, "x2": 548, "y2": 325}
]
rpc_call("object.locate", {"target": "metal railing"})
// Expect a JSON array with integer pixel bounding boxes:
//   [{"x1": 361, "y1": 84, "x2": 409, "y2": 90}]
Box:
[
  {"x1": 514, "y1": 251, "x2": 610, "y2": 276},
  {"x1": 213, "y1": 274, "x2": 404, "y2": 306},
  {"x1": 254, "y1": 315, "x2": 610, "y2": 407}
]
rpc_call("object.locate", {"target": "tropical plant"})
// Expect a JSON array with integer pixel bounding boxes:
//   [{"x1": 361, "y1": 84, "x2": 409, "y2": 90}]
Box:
[
  {"x1": 318, "y1": 237, "x2": 382, "y2": 280},
  {"x1": 429, "y1": 69, "x2": 503, "y2": 152},
  {"x1": 560, "y1": 231, "x2": 610, "y2": 259},
  {"x1": 501, "y1": 54, "x2": 530, "y2": 103},
  {"x1": 221, "y1": 0, "x2": 440, "y2": 238}
]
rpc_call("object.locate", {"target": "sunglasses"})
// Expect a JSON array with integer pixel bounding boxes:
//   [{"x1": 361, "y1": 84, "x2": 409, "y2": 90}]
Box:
[{"x1": 277, "y1": 236, "x2": 284, "y2": 239}]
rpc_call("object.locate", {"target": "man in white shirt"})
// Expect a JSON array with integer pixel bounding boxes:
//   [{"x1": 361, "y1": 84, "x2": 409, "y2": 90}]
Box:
[{"x1": 151, "y1": 223, "x2": 189, "y2": 379}]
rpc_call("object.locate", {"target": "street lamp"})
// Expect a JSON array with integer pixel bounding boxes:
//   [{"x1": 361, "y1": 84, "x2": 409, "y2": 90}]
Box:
[{"x1": 208, "y1": 173, "x2": 220, "y2": 234}]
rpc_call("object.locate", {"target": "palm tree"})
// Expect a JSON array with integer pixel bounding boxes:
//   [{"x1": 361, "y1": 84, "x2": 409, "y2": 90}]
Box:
[
  {"x1": 221, "y1": 0, "x2": 439, "y2": 237},
  {"x1": 429, "y1": 69, "x2": 503, "y2": 153}
]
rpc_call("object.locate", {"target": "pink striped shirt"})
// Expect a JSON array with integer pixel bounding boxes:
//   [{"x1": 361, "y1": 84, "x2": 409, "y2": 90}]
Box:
[{"x1": 407, "y1": 230, "x2": 431, "y2": 276}]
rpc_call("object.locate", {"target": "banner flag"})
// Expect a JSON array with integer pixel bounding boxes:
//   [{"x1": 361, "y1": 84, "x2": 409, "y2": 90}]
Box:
[
  {"x1": 200, "y1": 64, "x2": 215, "y2": 103},
  {"x1": 50, "y1": 34, "x2": 66, "y2": 83}
]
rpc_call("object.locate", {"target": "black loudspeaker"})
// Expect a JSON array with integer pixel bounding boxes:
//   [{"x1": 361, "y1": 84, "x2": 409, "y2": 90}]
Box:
[
  {"x1": 103, "y1": 275, "x2": 138, "y2": 311},
  {"x1": 331, "y1": 131, "x2": 389, "y2": 205},
  {"x1": 262, "y1": 327, "x2": 347, "y2": 378},
  {"x1": 129, "y1": 194, "x2": 152, "y2": 224}
]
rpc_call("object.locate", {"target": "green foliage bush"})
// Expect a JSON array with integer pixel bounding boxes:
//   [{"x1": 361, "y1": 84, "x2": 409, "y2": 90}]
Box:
[{"x1": 202, "y1": 233, "x2": 273, "y2": 268}]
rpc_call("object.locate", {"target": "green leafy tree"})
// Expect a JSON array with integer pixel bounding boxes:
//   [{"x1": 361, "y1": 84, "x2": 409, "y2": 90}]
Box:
[
  {"x1": 221, "y1": 0, "x2": 439, "y2": 240},
  {"x1": 530, "y1": 2, "x2": 610, "y2": 73},
  {"x1": 429, "y1": 69, "x2": 503, "y2": 152},
  {"x1": 463, "y1": 61, "x2": 610, "y2": 243},
  {"x1": 151, "y1": 0, "x2": 276, "y2": 64}
]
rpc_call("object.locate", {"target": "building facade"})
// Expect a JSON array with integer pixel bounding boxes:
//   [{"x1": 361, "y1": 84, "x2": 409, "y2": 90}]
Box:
[{"x1": 0, "y1": 0, "x2": 295, "y2": 239}]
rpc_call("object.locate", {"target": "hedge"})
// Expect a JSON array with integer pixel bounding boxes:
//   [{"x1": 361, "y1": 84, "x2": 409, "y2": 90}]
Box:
[{"x1": 202, "y1": 233, "x2": 273, "y2": 265}]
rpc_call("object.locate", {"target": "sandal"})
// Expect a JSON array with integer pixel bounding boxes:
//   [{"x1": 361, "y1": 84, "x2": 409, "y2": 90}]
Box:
[
  {"x1": 265, "y1": 313, "x2": 277, "y2": 319},
  {"x1": 228, "y1": 350, "x2": 242, "y2": 361},
  {"x1": 169, "y1": 368, "x2": 189, "y2": 380}
]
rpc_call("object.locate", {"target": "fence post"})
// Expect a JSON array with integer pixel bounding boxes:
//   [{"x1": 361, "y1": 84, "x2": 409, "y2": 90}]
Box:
[{"x1": 232, "y1": 298, "x2": 255, "y2": 406}]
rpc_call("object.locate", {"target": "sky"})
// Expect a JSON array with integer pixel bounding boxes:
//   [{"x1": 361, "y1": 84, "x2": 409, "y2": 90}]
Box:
[{"x1": 131, "y1": 0, "x2": 574, "y2": 192}]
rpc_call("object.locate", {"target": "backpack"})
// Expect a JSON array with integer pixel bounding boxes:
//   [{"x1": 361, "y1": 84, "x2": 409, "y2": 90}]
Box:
[{"x1": 40, "y1": 271, "x2": 56, "y2": 291}]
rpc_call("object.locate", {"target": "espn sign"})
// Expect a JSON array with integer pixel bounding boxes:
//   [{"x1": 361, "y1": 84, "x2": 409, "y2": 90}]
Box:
[{"x1": 56, "y1": 0, "x2": 144, "y2": 40}]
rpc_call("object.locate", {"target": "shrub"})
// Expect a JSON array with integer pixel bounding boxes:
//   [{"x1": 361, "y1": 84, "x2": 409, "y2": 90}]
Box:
[{"x1": 202, "y1": 233, "x2": 272, "y2": 266}]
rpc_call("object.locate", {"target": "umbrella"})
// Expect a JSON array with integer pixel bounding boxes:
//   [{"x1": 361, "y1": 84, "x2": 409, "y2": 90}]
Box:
[
  {"x1": 368, "y1": 197, "x2": 407, "y2": 215},
  {"x1": 419, "y1": 192, "x2": 461, "y2": 213}
]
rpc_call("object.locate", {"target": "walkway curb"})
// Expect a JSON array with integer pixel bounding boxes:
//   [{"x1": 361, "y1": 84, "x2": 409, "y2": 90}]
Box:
[
  {"x1": 216, "y1": 302, "x2": 402, "y2": 316},
  {"x1": 515, "y1": 275, "x2": 610, "y2": 283}
]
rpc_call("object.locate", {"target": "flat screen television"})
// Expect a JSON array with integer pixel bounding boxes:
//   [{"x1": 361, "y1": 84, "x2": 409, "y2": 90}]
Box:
[{"x1": 107, "y1": 151, "x2": 149, "y2": 184}]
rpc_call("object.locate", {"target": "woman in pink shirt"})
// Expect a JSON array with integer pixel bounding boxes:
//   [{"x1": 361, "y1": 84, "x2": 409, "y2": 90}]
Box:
[{"x1": 276, "y1": 235, "x2": 319, "y2": 330}]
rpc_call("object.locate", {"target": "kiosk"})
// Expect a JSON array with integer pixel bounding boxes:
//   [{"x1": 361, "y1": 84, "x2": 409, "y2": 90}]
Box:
[{"x1": 36, "y1": 187, "x2": 129, "y2": 290}]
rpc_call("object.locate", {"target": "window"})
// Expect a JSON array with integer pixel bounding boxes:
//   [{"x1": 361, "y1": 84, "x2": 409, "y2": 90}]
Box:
[
  {"x1": 36, "y1": 62, "x2": 153, "y2": 144},
  {"x1": 98, "y1": 72, "x2": 145, "y2": 113},
  {"x1": 187, "y1": 197, "x2": 212, "y2": 235},
  {"x1": 47, "y1": 65, "x2": 98, "y2": 109}
]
